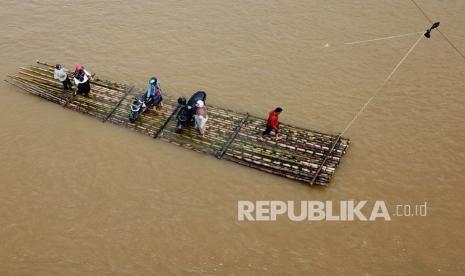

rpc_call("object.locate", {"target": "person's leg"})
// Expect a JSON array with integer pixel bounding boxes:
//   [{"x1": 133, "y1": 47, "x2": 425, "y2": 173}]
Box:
[
  {"x1": 62, "y1": 80, "x2": 69, "y2": 90},
  {"x1": 262, "y1": 125, "x2": 272, "y2": 135},
  {"x1": 155, "y1": 102, "x2": 163, "y2": 111},
  {"x1": 199, "y1": 116, "x2": 208, "y2": 135},
  {"x1": 67, "y1": 77, "x2": 73, "y2": 90},
  {"x1": 75, "y1": 83, "x2": 82, "y2": 95},
  {"x1": 83, "y1": 81, "x2": 91, "y2": 96},
  {"x1": 194, "y1": 115, "x2": 200, "y2": 129}
]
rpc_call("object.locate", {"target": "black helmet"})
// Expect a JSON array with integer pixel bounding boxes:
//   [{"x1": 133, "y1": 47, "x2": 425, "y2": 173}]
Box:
[
  {"x1": 177, "y1": 96, "x2": 186, "y2": 105},
  {"x1": 55, "y1": 64, "x2": 62, "y2": 69},
  {"x1": 149, "y1": 77, "x2": 157, "y2": 85}
]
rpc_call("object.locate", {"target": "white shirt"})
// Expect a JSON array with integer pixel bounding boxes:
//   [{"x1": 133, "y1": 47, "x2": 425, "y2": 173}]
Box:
[{"x1": 54, "y1": 68, "x2": 68, "y2": 82}]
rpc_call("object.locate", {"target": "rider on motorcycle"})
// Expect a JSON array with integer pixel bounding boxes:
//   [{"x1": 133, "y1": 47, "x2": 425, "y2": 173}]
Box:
[{"x1": 145, "y1": 77, "x2": 163, "y2": 111}]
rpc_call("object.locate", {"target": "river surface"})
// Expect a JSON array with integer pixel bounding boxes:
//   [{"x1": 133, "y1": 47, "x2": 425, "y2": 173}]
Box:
[{"x1": 1, "y1": 0, "x2": 465, "y2": 275}]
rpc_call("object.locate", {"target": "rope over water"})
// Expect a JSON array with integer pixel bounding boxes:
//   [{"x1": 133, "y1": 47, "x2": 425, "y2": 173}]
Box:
[
  {"x1": 340, "y1": 33, "x2": 424, "y2": 136},
  {"x1": 342, "y1": 31, "x2": 424, "y2": 46},
  {"x1": 319, "y1": 22, "x2": 441, "y2": 170},
  {"x1": 338, "y1": 20, "x2": 441, "y2": 136}
]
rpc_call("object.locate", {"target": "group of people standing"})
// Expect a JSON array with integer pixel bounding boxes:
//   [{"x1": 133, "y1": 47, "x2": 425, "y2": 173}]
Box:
[
  {"x1": 54, "y1": 63, "x2": 92, "y2": 96},
  {"x1": 54, "y1": 63, "x2": 281, "y2": 139}
]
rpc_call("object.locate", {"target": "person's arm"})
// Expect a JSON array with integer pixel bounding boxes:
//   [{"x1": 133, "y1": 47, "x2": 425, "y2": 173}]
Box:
[
  {"x1": 147, "y1": 84, "x2": 154, "y2": 97},
  {"x1": 60, "y1": 70, "x2": 67, "y2": 80},
  {"x1": 274, "y1": 124, "x2": 280, "y2": 133},
  {"x1": 54, "y1": 70, "x2": 59, "y2": 80},
  {"x1": 84, "y1": 69, "x2": 93, "y2": 81}
]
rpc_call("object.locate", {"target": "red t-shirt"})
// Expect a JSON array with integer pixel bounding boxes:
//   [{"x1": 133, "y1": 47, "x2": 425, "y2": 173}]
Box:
[{"x1": 267, "y1": 111, "x2": 280, "y2": 132}]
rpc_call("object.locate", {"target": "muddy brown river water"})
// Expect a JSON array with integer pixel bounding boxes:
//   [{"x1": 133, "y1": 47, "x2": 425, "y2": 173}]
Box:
[{"x1": 1, "y1": 0, "x2": 465, "y2": 275}]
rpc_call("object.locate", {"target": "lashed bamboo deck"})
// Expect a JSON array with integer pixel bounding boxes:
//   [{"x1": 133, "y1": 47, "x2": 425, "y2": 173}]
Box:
[{"x1": 6, "y1": 61, "x2": 350, "y2": 186}]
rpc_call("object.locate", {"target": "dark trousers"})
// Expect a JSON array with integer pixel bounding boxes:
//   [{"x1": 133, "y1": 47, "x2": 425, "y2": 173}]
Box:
[
  {"x1": 62, "y1": 77, "x2": 72, "y2": 90},
  {"x1": 77, "y1": 80, "x2": 91, "y2": 95},
  {"x1": 262, "y1": 125, "x2": 274, "y2": 135}
]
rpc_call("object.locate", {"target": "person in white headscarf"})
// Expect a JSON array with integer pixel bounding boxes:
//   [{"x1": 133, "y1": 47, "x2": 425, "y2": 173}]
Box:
[{"x1": 194, "y1": 100, "x2": 208, "y2": 136}]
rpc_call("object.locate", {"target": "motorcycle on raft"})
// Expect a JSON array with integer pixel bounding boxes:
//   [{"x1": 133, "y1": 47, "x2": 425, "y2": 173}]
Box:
[
  {"x1": 175, "y1": 91, "x2": 207, "y2": 133},
  {"x1": 128, "y1": 92, "x2": 163, "y2": 123}
]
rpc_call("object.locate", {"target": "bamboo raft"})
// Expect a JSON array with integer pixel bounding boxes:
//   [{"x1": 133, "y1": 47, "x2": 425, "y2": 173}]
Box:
[{"x1": 5, "y1": 61, "x2": 350, "y2": 186}]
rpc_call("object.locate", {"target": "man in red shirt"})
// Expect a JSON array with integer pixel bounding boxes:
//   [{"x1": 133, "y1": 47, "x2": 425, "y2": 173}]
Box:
[{"x1": 262, "y1": 107, "x2": 283, "y2": 140}]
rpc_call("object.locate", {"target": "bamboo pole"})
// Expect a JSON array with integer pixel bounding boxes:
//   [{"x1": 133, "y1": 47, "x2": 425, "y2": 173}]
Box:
[
  {"x1": 310, "y1": 135, "x2": 342, "y2": 185},
  {"x1": 103, "y1": 86, "x2": 134, "y2": 122},
  {"x1": 153, "y1": 104, "x2": 180, "y2": 138},
  {"x1": 5, "y1": 78, "x2": 65, "y2": 105}
]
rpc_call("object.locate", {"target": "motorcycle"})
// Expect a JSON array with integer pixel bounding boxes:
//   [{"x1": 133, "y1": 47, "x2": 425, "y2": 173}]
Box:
[
  {"x1": 128, "y1": 92, "x2": 162, "y2": 123},
  {"x1": 175, "y1": 91, "x2": 207, "y2": 133}
]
